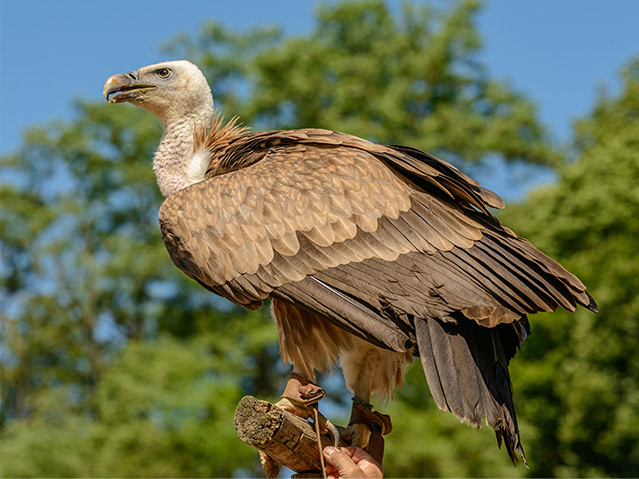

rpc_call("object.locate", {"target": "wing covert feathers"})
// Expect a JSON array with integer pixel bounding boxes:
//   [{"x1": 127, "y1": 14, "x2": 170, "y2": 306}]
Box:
[
  {"x1": 160, "y1": 138, "x2": 414, "y2": 298},
  {"x1": 160, "y1": 127, "x2": 594, "y2": 318}
]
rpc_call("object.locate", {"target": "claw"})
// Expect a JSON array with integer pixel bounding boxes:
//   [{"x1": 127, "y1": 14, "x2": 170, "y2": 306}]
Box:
[
  {"x1": 311, "y1": 408, "x2": 341, "y2": 447},
  {"x1": 325, "y1": 419, "x2": 341, "y2": 448},
  {"x1": 259, "y1": 451, "x2": 280, "y2": 478},
  {"x1": 342, "y1": 422, "x2": 372, "y2": 449},
  {"x1": 275, "y1": 396, "x2": 313, "y2": 419},
  {"x1": 275, "y1": 373, "x2": 327, "y2": 424}
]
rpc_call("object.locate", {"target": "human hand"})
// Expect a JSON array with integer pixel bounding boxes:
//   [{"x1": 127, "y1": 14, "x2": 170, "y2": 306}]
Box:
[{"x1": 322, "y1": 446, "x2": 383, "y2": 479}]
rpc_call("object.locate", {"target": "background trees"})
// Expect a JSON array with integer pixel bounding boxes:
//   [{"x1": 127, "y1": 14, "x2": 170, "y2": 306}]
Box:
[
  {"x1": 500, "y1": 60, "x2": 639, "y2": 478},
  {"x1": 1, "y1": 1, "x2": 636, "y2": 477}
]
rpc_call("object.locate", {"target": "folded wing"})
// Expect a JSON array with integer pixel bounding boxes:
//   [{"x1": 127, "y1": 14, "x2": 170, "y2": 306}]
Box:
[{"x1": 159, "y1": 129, "x2": 596, "y2": 464}]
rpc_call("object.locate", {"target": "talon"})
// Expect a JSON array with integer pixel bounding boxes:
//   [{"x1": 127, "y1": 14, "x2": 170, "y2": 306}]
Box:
[
  {"x1": 311, "y1": 407, "x2": 341, "y2": 447},
  {"x1": 275, "y1": 396, "x2": 313, "y2": 419},
  {"x1": 325, "y1": 420, "x2": 340, "y2": 448},
  {"x1": 342, "y1": 422, "x2": 372, "y2": 449},
  {"x1": 276, "y1": 373, "x2": 340, "y2": 450},
  {"x1": 275, "y1": 373, "x2": 329, "y2": 423},
  {"x1": 259, "y1": 451, "x2": 280, "y2": 478}
]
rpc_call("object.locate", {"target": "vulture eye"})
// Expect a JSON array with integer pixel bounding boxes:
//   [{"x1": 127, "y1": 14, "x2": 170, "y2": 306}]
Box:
[{"x1": 156, "y1": 68, "x2": 172, "y2": 79}]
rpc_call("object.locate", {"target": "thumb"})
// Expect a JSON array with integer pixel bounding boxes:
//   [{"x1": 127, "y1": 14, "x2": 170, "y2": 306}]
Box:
[{"x1": 323, "y1": 447, "x2": 361, "y2": 478}]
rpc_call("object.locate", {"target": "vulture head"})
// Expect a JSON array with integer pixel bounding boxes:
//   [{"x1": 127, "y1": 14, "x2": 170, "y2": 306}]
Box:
[{"x1": 103, "y1": 60, "x2": 213, "y2": 124}]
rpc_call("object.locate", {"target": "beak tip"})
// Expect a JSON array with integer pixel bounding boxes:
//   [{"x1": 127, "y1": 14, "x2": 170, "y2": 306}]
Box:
[
  {"x1": 103, "y1": 75, "x2": 118, "y2": 100},
  {"x1": 103, "y1": 73, "x2": 131, "y2": 103}
]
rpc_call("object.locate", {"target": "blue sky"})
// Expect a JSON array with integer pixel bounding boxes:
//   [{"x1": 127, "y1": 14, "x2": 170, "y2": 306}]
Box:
[{"x1": 1, "y1": 0, "x2": 638, "y2": 193}]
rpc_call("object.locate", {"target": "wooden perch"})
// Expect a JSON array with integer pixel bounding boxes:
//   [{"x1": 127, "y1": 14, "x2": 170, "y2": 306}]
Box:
[{"x1": 234, "y1": 395, "x2": 341, "y2": 474}]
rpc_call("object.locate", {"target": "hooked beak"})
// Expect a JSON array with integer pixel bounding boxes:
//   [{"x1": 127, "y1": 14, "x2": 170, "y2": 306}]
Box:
[{"x1": 103, "y1": 70, "x2": 156, "y2": 103}]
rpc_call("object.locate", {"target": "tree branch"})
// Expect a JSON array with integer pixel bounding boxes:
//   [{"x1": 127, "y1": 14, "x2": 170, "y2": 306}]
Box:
[{"x1": 234, "y1": 395, "x2": 342, "y2": 474}]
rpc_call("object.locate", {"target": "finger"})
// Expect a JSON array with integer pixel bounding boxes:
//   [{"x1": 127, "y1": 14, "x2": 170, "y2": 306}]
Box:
[
  {"x1": 349, "y1": 447, "x2": 382, "y2": 469},
  {"x1": 325, "y1": 464, "x2": 339, "y2": 479},
  {"x1": 323, "y1": 447, "x2": 361, "y2": 478},
  {"x1": 337, "y1": 446, "x2": 359, "y2": 458}
]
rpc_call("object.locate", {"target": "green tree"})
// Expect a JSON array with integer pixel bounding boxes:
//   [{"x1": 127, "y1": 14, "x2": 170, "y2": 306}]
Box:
[
  {"x1": 1, "y1": 336, "x2": 258, "y2": 477},
  {"x1": 500, "y1": 59, "x2": 639, "y2": 478}
]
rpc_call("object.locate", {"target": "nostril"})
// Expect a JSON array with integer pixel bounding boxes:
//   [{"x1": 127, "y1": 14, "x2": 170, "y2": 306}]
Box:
[{"x1": 126, "y1": 71, "x2": 139, "y2": 81}]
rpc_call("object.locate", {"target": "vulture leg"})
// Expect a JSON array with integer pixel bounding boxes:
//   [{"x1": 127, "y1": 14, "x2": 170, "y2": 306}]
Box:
[
  {"x1": 270, "y1": 300, "x2": 344, "y2": 445},
  {"x1": 340, "y1": 340, "x2": 404, "y2": 464}
]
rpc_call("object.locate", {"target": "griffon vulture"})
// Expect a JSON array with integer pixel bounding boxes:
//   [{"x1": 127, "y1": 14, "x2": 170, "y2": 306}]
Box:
[{"x1": 104, "y1": 60, "x2": 597, "y2": 469}]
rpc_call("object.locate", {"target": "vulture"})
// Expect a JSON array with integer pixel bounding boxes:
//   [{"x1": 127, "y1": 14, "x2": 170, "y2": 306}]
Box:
[{"x1": 104, "y1": 60, "x2": 597, "y2": 469}]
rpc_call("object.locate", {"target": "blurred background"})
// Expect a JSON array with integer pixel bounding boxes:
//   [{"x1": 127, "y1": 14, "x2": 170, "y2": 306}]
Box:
[{"x1": 1, "y1": 1, "x2": 638, "y2": 477}]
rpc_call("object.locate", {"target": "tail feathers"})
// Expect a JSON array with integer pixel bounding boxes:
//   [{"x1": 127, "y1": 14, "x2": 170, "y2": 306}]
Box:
[{"x1": 415, "y1": 316, "x2": 527, "y2": 466}]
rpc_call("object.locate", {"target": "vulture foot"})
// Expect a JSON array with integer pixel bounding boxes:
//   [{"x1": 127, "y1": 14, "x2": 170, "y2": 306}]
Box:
[
  {"x1": 260, "y1": 373, "x2": 333, "y2": 477},
  {"x1": 275, "y1": 372, "x2": 325, "y2": 417},
  {"x1": 256, "y1": 373, "x2": 340, "y2": 477},
  {"x1": 276, "y1": 372, "x2": 340, "y2": 446},
  {"x1": 343, "y1": 399, "x2": 392, "y2": 464}
]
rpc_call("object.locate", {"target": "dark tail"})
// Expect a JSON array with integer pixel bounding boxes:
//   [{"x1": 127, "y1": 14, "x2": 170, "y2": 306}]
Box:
[{"x1": 415, "y1": 315, "x2": 528, "y2": 466}]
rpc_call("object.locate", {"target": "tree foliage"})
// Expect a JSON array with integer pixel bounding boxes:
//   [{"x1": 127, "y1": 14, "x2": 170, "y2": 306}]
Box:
[
  {"x1": 500, "y1": 59, "x2": 639, "y2": 478},
  {"x1": 1, "y1": 1, "x2": 635, "y2": 477}
]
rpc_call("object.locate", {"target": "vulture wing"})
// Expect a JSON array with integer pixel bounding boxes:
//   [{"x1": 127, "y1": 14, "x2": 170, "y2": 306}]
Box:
[{"x1": 159, "y1": 128, "x2": 597, "y2": 464}]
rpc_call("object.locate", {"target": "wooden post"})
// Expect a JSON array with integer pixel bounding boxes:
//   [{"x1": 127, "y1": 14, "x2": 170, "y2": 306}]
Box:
[{"x1": 234, "y1": 395, "x2": 343, "y2": 474}]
